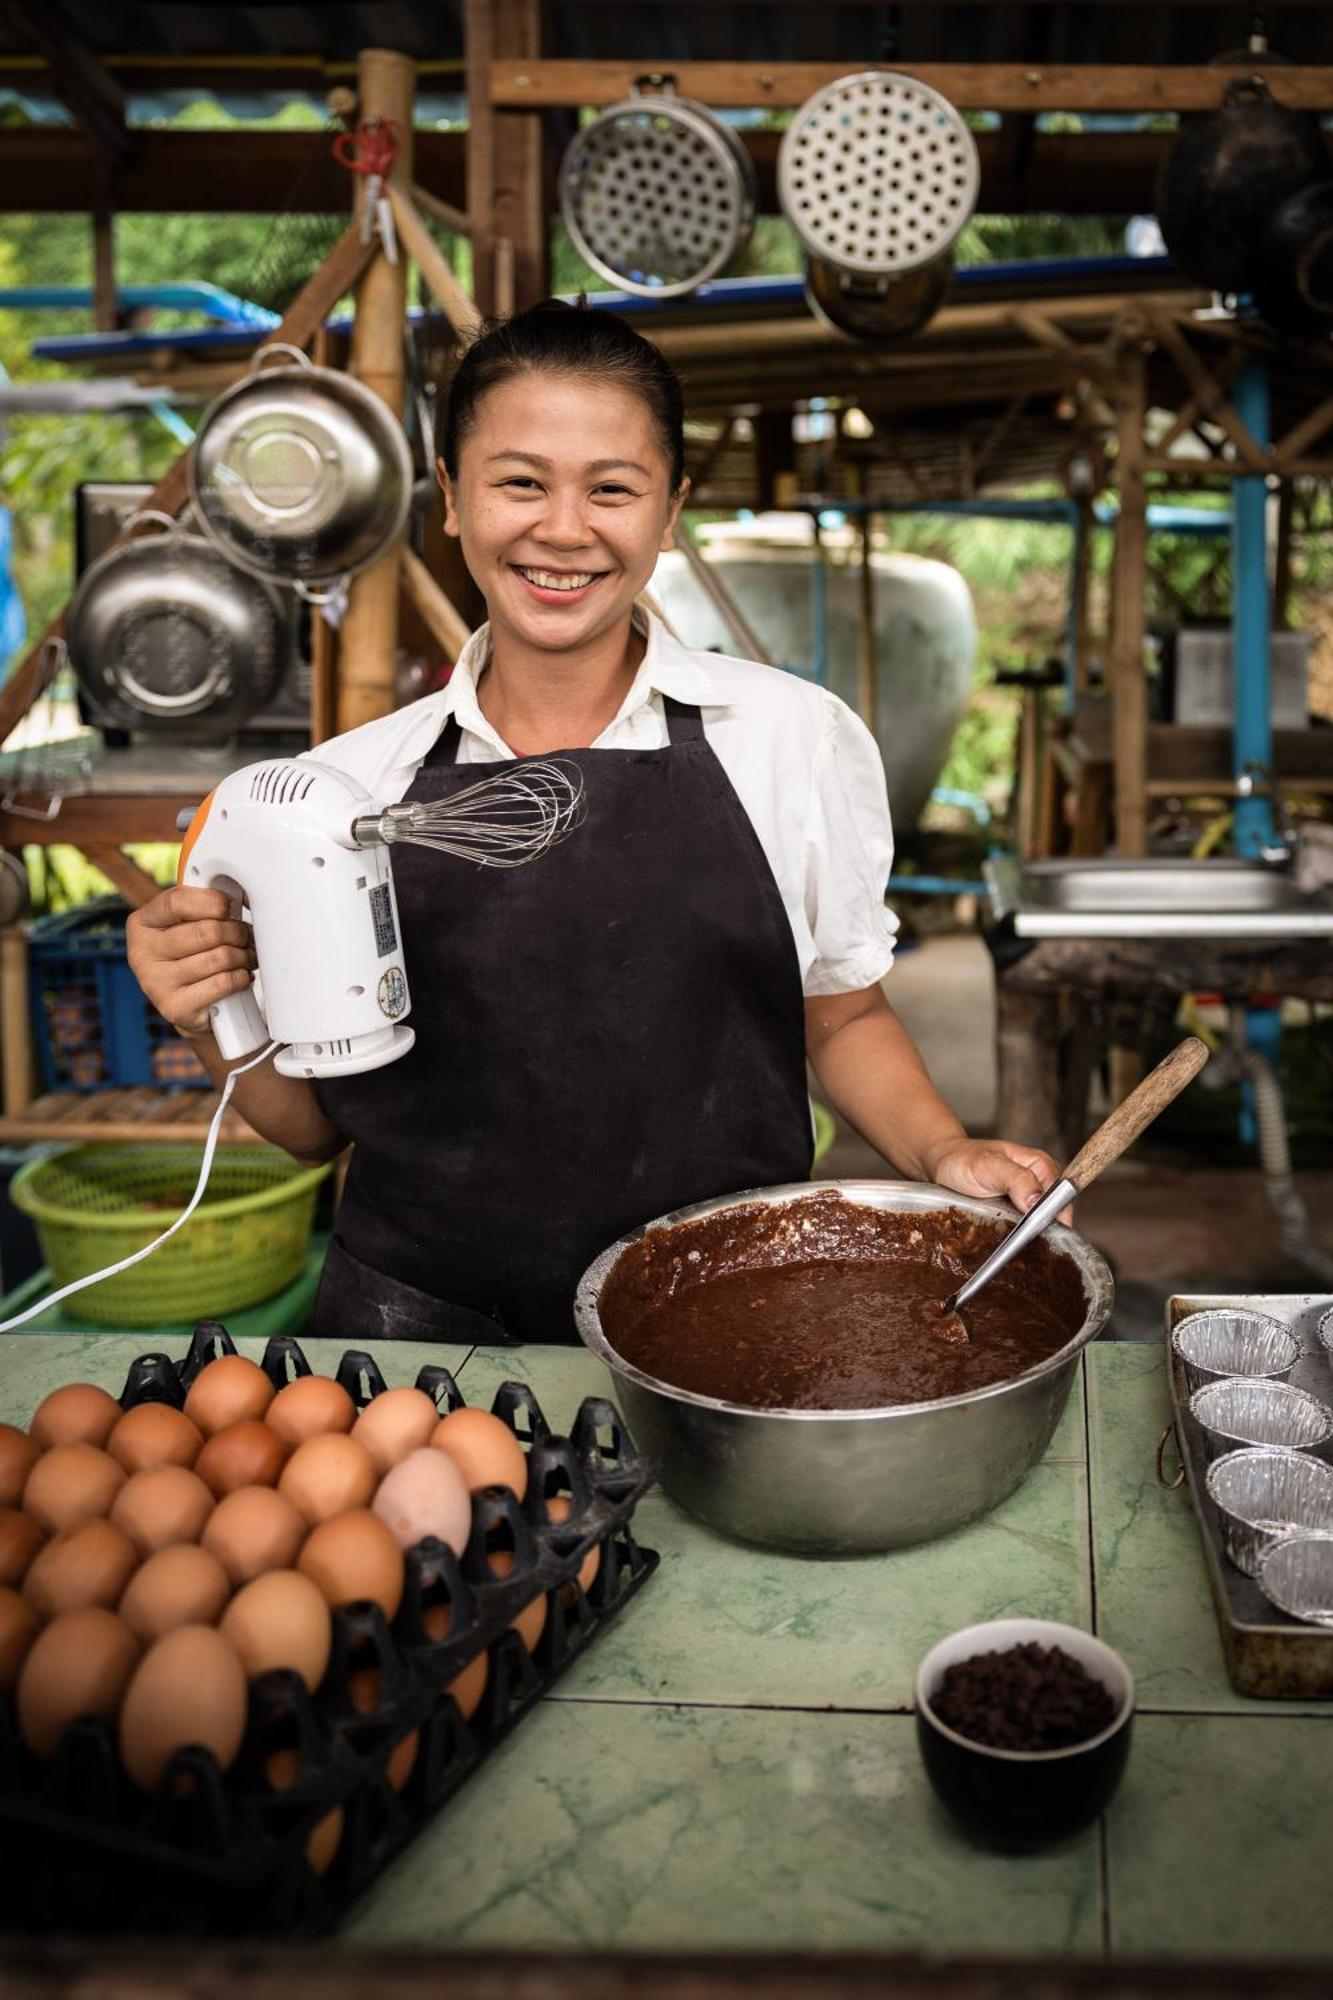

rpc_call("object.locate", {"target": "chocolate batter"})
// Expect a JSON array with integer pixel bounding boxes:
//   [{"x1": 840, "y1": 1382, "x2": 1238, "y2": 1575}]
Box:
[{"x1": 599, "y1": 1191, "x2": 1086, "y2": 1411}]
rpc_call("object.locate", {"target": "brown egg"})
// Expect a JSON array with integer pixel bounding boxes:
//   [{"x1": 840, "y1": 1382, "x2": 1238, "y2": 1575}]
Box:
[
  {"x1": 0, "y1": 1506, "x2": 45, "y2": 1587},
  {"x1": 0, "y1": 1424, "x2": 40, "y2": 1508},
  {"x1": 202, "y1": 1485, "x2": 305, "y2": 1587},
  {"x1": 279, "y1": 1434, "x2": 377, "y2": 1527},
  {"x1": 351, "y1": 1388, "x2": 439, "y2": 1474},
  {"x1": 24, "y1": 1518, "x2": 139, "y2": 1619},
  {"x1": 488, "y1": 1549, "x2": 547, "y2": 1653},
  {"x1": 23, "y1": 1444, "x2": 126, "y2": 1535},
  {"x1": 266, "y1": 1375, "x2": 356, "y2": 1449},
  {"x1": 17, "y1": 1607, "x2": 140, "y2": 1758},
  {"x1": 431, "y1": 1407, "x2": 528, "y2": 1498},
  {"x1": 119, "y1": 1544, "x2": 232, "y2": 1644},
  {"x1": 183, "y1": 1355, "x2": 275, "y2": 1436},
  {"x1": 30, "y1": 1383, "x2": 122, "y2": 1451},
  {"x1": 298, "y1": 1510, "x2": 404, "y2": 1621},
  {"x1": 219, "y1": 1570, "x2": 331, "y2": 1692},
  {"x1": 547, "y1": 1495, "x2": 602, "y2": 1595},
  {"x1": 195, "y1": 1420, "x2": 289, "y2": 1499},
  {"x1": 107, "y1": 1403, "x2": 203, "y2": 1475},
  {"x1": 372, "y1": 1447, "x2": 471, "y2": 1557},
  {"x1": 0, "y1": 1586, "x2": 40, "y2": 1692},
  {"x1": 118, "y1": 1624, "x2": 248, "y2": 1790},
  {"x1": 110, "y1": 1465, "x2": 213, "y2": 1555},
  {"x1": 420, "y1": 1602, "x2": 489, "y2": 1721}
]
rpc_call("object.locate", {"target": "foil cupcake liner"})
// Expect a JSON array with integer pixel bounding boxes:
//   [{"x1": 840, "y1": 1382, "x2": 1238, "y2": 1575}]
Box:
[
  {"x1": 1188, "y1": 1376, "x2": 1333, "y2": 1460},
  {"x1": 1172, "y1": 1310, "x2": 1299, "y2": 1394},
  {"x1": 1204, "y1": 1447, "x2": 1333, "y2": 1576},
  {"x1": 1256, "y1": 1530, "x2": 1333, "y2": 1627},
  {"x1": 1318, "y1": 1304, "x2": 1333, "y2": 1376}
]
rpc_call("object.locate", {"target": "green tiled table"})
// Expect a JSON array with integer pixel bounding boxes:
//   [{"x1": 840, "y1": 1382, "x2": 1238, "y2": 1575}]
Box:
[{"x1": 1, "y1": 1330, "x2": 1329, "y2": 1965}]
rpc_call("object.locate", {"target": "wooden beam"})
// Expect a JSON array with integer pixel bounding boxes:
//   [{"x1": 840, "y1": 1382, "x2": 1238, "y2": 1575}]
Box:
[
  {"x1": 0, "y1": 796, "x2": 201, "y2": 847},
  {"x1": 1, "y1": 0, "x2": 131, "y2": 162},
  {"x1": 0, "y1": 925, "x2": 33, "y2": 1118},
  {"x1": 1110, "y1": 340, "x2": 1149, "y2": 858},
  {"x1": 401, "y1": 548, "x2": 472, "y2": 662},
  {"x1": 0, "y1": 129, "x2": 465, "y2": 216},
  {"x1": 80, "y1": 846, "x2": 164, "y2": 908},
  {"x1": 490, "y1": 60, "x2": 1333, "y2": 114},
  {"x1": 467, "y1": 0, "x2": 548, "y2": 316},
  {"x1": 386, "y1": 183, "x2": 481, "y2": 341},
  {"x1": 337, "y1": 50, "x2": 416, "y2": 737}
]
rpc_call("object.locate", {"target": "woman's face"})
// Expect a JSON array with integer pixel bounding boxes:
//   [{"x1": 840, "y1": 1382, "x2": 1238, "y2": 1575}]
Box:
[{"x1": 438, "y1": 372, "x2": 687, "y2": 653}]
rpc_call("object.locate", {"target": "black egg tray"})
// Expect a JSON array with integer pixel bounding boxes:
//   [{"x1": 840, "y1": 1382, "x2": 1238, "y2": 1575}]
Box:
[{"x1": 0, "y1": 1325, "x2": 659, "y2": 1938}]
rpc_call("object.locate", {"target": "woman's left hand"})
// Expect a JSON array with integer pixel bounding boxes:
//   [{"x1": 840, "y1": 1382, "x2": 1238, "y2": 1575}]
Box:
[{"x1": 925, "y1": 1138, "x2": 1073, "y2": 1224}]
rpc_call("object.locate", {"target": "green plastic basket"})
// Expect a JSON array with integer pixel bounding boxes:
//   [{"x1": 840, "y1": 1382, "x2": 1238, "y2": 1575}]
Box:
[{"x1": 8, "y1": 1145, "x2": 332, "y2": 1328}]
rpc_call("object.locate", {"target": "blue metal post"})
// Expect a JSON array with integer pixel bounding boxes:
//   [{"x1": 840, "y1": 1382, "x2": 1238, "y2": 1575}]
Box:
[{"x1": 1231, "y1": 356, "x2": 1275, "y2": 859}]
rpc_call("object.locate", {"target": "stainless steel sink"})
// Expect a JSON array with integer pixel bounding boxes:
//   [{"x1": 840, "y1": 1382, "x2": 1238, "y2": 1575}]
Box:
[{"x1": 985, "y1": 855, "x2": 1333, "y2": 940}]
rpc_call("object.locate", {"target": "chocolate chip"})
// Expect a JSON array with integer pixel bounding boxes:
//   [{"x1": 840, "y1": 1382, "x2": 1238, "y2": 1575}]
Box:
[{"x1": 929, "y1": 1642, "x2": 1116, "y2": 1752}]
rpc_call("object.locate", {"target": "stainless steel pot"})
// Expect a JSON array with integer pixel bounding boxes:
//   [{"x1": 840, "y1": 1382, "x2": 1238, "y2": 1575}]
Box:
[
  {"x1": 189, "y1": 345, "x2": 412, "y2": 593},
  {"x1": 66, "y1": 511, "x2": 289, "y2": 740},
  {"x1": 574, "y1": 1181, "x2": 1114, "y2": 1555}
]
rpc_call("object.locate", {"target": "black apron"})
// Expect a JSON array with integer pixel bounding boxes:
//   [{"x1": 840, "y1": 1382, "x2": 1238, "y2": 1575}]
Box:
[{"x1": 311, "y1": 697, "x2": 813, "y2": 1343}]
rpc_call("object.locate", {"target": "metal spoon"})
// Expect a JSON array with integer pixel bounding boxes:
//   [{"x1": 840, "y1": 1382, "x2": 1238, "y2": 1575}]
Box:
[{"x1": 939, "y1": 1035, "x2": 1211, "y2": 1321}]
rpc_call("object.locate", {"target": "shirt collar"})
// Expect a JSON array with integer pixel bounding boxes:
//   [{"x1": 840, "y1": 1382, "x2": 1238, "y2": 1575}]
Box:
[{"x1": 383, "y1": 605, "x2": 724, "y2": 772}]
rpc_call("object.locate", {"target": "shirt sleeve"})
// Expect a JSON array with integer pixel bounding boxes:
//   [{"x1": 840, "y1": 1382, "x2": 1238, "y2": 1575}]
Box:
[{"x1": 800, "y1": 692, "x2": 899, "y2": 997}]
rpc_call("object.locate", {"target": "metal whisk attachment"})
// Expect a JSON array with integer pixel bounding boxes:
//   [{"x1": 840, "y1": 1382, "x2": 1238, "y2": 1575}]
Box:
[{"x1": 353, "y1": 759, "x2": 587, "y2": 868}]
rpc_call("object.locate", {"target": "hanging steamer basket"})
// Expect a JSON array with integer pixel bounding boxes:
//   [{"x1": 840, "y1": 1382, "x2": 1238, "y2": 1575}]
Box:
[
  {"x1": 558, "y1": 78, "x2": 757, "y2": 298},
  {"x1": 778, "y1": 71, "x2": 979, "y2": 342},
  {"x1": 189, "y1": 344, "x2": 413, "y2": 600}
]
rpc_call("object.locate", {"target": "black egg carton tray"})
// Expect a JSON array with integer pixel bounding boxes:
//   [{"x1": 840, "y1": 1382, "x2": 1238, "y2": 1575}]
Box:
[{"x1": 0, "y1": 1325, "x2": 659, "y2": 1938}]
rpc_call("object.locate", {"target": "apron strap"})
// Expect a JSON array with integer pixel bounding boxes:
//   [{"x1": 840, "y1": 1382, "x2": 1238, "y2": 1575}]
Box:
[{"x1": 424, "y1": 699, "x2": 704, "y2": 765}]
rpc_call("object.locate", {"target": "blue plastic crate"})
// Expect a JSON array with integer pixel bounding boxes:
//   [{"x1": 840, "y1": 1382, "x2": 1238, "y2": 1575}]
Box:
[{"x1": 27, "y1": 896, "x2": 208, "y2": 1093}]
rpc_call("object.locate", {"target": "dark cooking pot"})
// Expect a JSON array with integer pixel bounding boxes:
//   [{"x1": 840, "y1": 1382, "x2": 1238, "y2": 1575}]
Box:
[
  {"x1": 66, "y1": 512, "x2": 289, "y2": 741},
  {"x1": 1155, "y1": 74, "x2": 1330, "y2": 294},
  {"x1": 804, "y1": 253, "x2": 952, "y2": 344},
  {"x1": 1252, "y1": 179, "x2": 1333, "y2": 335}
]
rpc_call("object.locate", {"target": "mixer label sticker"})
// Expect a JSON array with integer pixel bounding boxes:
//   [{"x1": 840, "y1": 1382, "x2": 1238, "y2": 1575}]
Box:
[
  {"x1": 369, "y1": 882, "x2": 398, "y2": 958},
  {"x1": 377, "y1": 967, "x2": 408, "y2": 1019}
]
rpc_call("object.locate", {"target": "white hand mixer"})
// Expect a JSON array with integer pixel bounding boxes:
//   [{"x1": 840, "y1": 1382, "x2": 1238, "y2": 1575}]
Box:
[
  {"x1": 0, "y1": 753, "x2": 585, "y2": 1331},
  {"x1": 177, "y1": 754, "x2": 585, "y2": 1078}
]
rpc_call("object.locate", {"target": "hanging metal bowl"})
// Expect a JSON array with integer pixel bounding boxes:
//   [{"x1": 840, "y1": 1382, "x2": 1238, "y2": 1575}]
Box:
[
  {"x1": 189, "y1": 344, "x2": 413, "y2": 596},
  {"x1": 66, "y1": 512, "x2": 289, "y2": 740},
  {"x1": 559, "y1": 77, "x2": 757, "y2": 299},
  {"x1": 779, "y1": 70, "x2": 980, "y2": 280},
  {"x1": 805, "y1": 250, "x2": 953, "y2": 342}
]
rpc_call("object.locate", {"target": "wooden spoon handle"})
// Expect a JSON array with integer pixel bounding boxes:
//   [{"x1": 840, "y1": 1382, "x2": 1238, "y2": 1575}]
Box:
[{"x1": 1064, "y1": 1035, "x2": 1210, "y2": 1193}]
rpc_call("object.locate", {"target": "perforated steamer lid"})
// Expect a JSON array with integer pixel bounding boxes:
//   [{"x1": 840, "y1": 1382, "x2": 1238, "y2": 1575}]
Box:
[
  {"x1": 778, "y1": 70, "x2": 980, "y2": 277},
  {"x1": 559, "y1": 81, "x2": 757, "y2": 299}
]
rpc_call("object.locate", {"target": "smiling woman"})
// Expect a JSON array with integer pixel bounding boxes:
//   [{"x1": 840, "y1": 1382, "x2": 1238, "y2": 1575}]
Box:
[{"x1": 126, "y1": 299, "x2": 1064, "y2": 1346}]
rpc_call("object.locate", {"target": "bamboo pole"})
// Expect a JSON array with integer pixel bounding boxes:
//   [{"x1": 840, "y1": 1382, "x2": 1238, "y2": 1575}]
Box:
[
  {"x1": 386, "y1": 182, "x2": 480, "y2": 340},
  {"x1": 402, "y1": 547, "x2": 471, "y2": 662},
  {"x1": 336, "y1": 49, "x2": 416, "y2": 736}
]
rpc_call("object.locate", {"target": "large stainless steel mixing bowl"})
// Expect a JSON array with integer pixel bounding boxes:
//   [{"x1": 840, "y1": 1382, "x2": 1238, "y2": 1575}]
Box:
[{"x1": 574, "y1": 1181, "x2": 1114, "y2": 1555}]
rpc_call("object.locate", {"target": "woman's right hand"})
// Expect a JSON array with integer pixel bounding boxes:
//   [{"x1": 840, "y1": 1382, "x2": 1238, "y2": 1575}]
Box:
[{"x1": 125, "y1": 887, "x2": 258, "y2": 1041}]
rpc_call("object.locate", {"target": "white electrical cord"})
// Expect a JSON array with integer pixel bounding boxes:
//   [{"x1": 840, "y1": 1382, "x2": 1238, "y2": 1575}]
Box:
[{"x1": 0, "y1": 1040, "x2": 283, "y2": 1334}]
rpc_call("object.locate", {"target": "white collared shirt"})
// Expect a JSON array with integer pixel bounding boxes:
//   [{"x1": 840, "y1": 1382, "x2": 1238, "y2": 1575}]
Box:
[{"x1": 306, "y1": 610, "x2": 898, "y2": 996}]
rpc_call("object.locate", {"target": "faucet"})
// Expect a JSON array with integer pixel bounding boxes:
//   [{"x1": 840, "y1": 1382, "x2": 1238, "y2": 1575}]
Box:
[{"x1": 1234, "y1": 761, "x2": 1297, "y2": 865}]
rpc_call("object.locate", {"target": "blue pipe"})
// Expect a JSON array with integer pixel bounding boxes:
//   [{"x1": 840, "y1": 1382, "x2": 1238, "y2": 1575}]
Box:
[
  {"x1": 1231, "y1": 355, "x2": 1274, "y2": 860},
  {"x1": 2, "y1": 283, "x2": 279, "y2": 328}
]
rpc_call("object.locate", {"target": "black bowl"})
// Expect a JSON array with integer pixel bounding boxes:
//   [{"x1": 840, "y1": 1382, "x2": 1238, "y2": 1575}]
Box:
[{"x1": 915, "y1": 1617, "x2": 1134, "y2": 1851}]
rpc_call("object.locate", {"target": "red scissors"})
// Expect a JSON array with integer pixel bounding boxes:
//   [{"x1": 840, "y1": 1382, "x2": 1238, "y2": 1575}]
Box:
[{"x1": 332, "y1": 118, "x2": 401, "y2": 259}]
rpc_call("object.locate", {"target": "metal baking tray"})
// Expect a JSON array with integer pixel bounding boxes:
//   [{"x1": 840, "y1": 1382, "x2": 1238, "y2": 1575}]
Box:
[{"x1": 1166, "y1": 1291, "x2": 1333, "y2": 1700}]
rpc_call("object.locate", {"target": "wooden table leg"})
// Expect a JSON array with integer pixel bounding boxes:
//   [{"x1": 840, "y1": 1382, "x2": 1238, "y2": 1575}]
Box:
[
  {"x1": 1, "y1": 925, "x2": 34, "y2": 1117},
  {"x1": 995, "y1": 979, "x2": 1064, "y2": 1160}
]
